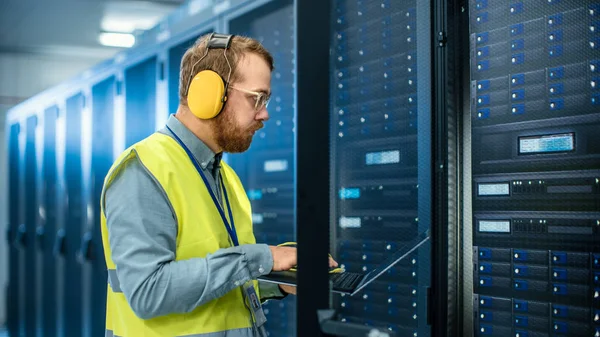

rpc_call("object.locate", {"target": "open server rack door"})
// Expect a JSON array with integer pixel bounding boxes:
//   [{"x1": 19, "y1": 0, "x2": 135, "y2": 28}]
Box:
[
  {"x1": 469, "y1": 1, "x2": 600, "y2": 336},
  {"x1": 330, "y1": 0, "x2": 433, "y2": 335},
  {"x1": 225, "y1": 1, "x2": 296, "y2": 335}
]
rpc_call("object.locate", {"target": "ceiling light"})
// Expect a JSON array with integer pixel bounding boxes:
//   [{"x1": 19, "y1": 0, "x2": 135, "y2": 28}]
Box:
[{"x1": 99, "y1": 32, "x2": 135, "y2": 48}]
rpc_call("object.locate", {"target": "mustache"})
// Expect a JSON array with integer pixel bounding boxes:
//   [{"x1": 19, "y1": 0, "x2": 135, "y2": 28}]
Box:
[{"x1": 252, "y1": 122, "x2": 264, "y2": 131}]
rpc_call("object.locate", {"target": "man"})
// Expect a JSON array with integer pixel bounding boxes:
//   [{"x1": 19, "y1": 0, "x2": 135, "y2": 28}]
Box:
[{"x1": 100, "y1": 33, "x2": 336, "y2": 337}]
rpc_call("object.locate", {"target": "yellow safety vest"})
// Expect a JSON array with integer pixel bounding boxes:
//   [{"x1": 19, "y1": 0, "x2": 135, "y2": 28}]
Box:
[{"x1": 100, "y1": 132, "x2": 260, "y2": 337}]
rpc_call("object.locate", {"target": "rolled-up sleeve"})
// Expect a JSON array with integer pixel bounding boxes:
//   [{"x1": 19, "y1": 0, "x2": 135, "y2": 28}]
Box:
[{"x1": 104, "y1": 157, "x2": 274, "y2": 320}]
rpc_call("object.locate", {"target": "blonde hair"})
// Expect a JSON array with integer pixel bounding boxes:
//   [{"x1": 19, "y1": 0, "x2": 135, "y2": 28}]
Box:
[{"x1": 178, "y1": 34, "x2": 274, "y2": 105}]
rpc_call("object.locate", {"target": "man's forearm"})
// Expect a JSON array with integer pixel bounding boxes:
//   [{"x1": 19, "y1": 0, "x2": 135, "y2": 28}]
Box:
[{"x1": 119, "y1": 244, "x2": 272, "y2": 319}]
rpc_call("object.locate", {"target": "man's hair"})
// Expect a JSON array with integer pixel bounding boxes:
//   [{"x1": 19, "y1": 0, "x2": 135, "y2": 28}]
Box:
[{"x1": 178, "y1": 34, "x2": 274, "y2": 105}]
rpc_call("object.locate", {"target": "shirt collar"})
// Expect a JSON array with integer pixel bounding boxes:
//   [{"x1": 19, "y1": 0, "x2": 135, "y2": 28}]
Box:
[{"x1": 161, "y1": 115, "x2": 220, "y2": 171}]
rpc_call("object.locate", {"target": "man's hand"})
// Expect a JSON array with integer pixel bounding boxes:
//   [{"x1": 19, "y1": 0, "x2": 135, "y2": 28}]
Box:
[
  {"x1": 279, "y1": 284, "x2": 297, "y2": 295},
  {"x1": 268, "y1": 246, "x2": 340, "y2": 272},
  {"x1": 277, "y1": 257, "x2": 339, "y2": 296},
  {"x1": 329, "y1": 256, "x2": 339, "y2": 268},
  {"x1": 269, "y1": 246, "x2": 297, "y2": 271}
]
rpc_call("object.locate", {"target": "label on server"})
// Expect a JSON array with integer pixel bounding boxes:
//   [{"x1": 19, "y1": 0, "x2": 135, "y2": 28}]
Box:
[
  {"x1": 478, "y1": 183, "x2": 510, "y2": 196},
  {"x1": 518, "y1": 133, "x2": 575, "y2": 155},
  {"x1": 479, "y1": 220, "x2": 511, "y2": 233}
]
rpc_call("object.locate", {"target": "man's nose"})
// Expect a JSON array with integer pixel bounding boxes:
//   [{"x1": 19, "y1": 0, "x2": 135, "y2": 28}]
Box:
[{"x1": 256, "y1": 107, "x2": 269, "y2": 121}]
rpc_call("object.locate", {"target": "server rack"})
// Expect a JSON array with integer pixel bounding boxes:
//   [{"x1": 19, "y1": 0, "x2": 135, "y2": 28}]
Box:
[
  {"x1": 54, "y1": 104, "x2": 67, "y2": 337},
  {"x1": 329, "y1": 0, "x2": 433, "y2": 335},
  {"x1": 7, "y1": 122, "x2": 21, "y2": 337},
  {"x1": 469, "y1": 1, "x2": 600, "y2": 337},
  {"x1": 124, "y1": 57, "x2": 157, "y2": 147},
  {"x1": 63, "y1": 93, "x2": 85, "y2": 337},
  {"x1": 225, "y1": 1, "x2": 297, "y2": 335},
  {"x1": 41, "y1": 105, "x2": 59, "y2": 337},
  {"x1": 34, "y1": 112, "x2": 44, "y2": 337},
  {"x1": 22, "y1": 115, "x2": 38, "y2": 337},
  {"x1": 80, "y1": 87, "x2": 93, "y2": 337},
  {"x1": 87, "y1": 77, "x2": 116, "y2": 337}
]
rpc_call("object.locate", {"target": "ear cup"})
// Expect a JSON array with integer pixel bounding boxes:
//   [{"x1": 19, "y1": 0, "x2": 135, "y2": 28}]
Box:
[{"x1": 187, "y1": 70, "x2": 227, "y2": 119}]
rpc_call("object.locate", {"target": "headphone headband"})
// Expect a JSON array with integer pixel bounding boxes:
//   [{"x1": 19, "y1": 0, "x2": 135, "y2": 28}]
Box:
[
  {"x1": 207, "y1": 33, "x2": 233, "y2": 49},
  {"x1": 185, "y1": 33, "x2": 234, "y2": 96}
]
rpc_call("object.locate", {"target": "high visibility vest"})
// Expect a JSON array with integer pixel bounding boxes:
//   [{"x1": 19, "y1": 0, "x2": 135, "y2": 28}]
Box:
[{"x1": 100, "y1": 132, "x2": 260, "y2": 337}]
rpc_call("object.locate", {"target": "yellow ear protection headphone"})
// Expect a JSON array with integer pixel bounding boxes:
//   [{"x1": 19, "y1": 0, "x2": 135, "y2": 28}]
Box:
[{"x1": 186, "y1": 33, "x2": 234, "y2": 119}]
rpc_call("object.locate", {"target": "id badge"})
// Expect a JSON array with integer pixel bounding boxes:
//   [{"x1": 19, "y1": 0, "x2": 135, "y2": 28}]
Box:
[{"x1": 243, "y1": 282, "x2": 267, "y2": 327}]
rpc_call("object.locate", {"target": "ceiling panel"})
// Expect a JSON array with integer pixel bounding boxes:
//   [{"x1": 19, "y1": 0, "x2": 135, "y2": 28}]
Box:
[{"x1": 0, "y1": 0, "x2": 183, "y2": 57}]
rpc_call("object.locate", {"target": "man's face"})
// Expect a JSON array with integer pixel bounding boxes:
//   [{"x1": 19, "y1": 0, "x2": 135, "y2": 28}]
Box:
[{"x1": 211, "y1": 52, "x2": 271, "y2": 153}]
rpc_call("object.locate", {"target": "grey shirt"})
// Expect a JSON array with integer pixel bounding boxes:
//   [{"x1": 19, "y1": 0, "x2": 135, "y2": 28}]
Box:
[{"x1": 104, "y1": 115, "x2": 285, "y2": 320}]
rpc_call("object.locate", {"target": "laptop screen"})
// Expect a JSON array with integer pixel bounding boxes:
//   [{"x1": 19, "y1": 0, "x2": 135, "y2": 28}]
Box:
[{"x1": 355, "y1": 229, "x2": 431, "y2": 289}]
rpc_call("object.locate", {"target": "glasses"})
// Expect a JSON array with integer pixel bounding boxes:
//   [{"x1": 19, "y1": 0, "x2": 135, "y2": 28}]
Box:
[{"x1": 229, "y1": 86, "x2": 271, "y2": 111}]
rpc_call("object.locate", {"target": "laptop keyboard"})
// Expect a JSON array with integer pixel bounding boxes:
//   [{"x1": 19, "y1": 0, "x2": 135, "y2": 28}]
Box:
[{"x1": 330, "y1": 272, "x2": 363, "y2": 292}]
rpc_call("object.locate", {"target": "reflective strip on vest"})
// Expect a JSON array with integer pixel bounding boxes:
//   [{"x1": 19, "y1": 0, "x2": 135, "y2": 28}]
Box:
[
  {"x1": 105, "y1": 328, "x2": 258, "y2": 337},
  {"x1": 107, "y1": 269, "x2": 122, "y2": 293}
]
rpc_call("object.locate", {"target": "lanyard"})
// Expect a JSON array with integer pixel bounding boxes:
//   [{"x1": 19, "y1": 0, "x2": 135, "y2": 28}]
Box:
[{"x1": 165, "y1": 125, "x2": 239, "y2": 246}]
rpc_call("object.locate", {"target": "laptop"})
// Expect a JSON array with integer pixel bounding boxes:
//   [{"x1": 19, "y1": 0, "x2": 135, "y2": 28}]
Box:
[{"x1": 258, "y1": 229, "x2": 430, "y2": 296}]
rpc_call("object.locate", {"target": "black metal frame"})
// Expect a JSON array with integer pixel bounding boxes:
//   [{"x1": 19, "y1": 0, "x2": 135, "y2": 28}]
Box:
[
  {"x1": 455, "y1": 1, "x2": 471, "y2": 336},
  {"x1": 295, "y1": 1, "x2": 331, "y2": 336},
  {"x1": 431, "y1": 0, "x2": 461, "y2": 335}
]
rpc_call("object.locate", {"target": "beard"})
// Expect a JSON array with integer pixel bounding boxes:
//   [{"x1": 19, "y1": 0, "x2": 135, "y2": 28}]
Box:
[{"x1": 211, "y1": 105, "x2": 263, "y2": 153}]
